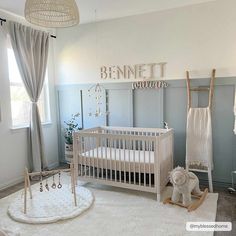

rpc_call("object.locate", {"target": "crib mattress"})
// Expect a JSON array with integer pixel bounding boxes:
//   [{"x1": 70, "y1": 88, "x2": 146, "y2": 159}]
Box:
[{"x1": 80, "y1": 147, "x2": 155, "y2": 173}]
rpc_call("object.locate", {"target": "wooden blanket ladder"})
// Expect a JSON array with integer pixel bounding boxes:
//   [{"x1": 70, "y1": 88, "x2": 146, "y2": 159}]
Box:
[{"x1": 186, "y1": 69, "x2": 216, "y2": 193}]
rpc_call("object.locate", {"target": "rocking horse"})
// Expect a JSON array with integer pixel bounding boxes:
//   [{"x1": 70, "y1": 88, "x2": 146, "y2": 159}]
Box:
[{"x1": 163, "y1": 166, "x2": 208, "y2": 212}]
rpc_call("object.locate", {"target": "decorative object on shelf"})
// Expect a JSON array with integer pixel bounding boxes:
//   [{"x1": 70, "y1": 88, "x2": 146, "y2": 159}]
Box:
[
  {"x1": 132, "y1": 80, "x2": 168, "y2": 90},
  {"x1": 163, "y1": 166, "x2": 208, "y2": 212},
  {"x1": 88, "y1": 83, "x2": 109, "y2": 117},
  {"x1": 24, "y1": 0, "x2": 80, "y2": 28}
]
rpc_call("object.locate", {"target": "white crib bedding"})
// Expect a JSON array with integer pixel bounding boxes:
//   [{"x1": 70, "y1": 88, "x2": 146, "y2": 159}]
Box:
[
  {"x1": 80, "y1": 147, "x2": 155, "y2": 173},
  {"x1": 83, "y1": 147, "x2": 155, "y2": 163}
]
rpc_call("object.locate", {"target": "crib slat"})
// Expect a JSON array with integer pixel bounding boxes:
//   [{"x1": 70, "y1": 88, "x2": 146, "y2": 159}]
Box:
[
  {"x1": 129, "y1": 136, "x2": 131, "y2": 185},
  {"x1": 114, "y1": 138, "x2": 117, "y2": 182},
  {"x1": 149, "y1": 141, "x2": 151, "y2": 187},
  {"x1": 92, "y1": 137, "x2": 95, "y2": 178},
  {"x1": 133, "y1": 139, "x2": 136, "y2": 185},
  {"x1": 138, "y1": 138, "x2": 141, "y2": 186},
  {"x1": 119, "y1": 138, "x2": 121, "y2": 183},
  {"x1": 84, "y1": 137, "x2": 86, "y2": 176},
  {"x1": 96, "y1": 138, "x2": 99, "y2": 179},
  {"x1": 110, "y1": 138, "x2": 112, "y2": 181},
  {"x1": 123, "y1": 136, "x2": 126, "y2": 183},
  {"x1": 143, "y1": 140, "x2": 146, "y2": 187},
  {"x1": 80, "y1": 137, "x2": 83, "y2": 177},
  {"x1": 84, "y1": 137, "x2": 87, "y2": 178},
  {"x1": 101, "y1": 137, "x2": 104, "y2": 180},
  {"x1": 105, "y1": 138, "x2": 108, "y2": 180},
  {"x1": 88, "y1": 137, "x2": 91, "y2": 177},
  {"x1": 84, "y1": 137, "x2": 90, "y2": 177},
  {"x1": 82, "y1": 137, "x2": 85, "y2": 177}
]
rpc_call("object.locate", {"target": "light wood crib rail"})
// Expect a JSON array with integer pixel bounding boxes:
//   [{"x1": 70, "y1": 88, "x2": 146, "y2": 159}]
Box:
[{"x1": 73, "y1": 126, "x2": 174, "y2": 201}]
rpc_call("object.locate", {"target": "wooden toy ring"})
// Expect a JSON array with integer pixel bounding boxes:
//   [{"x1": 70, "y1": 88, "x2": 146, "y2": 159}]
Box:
[
  {"x1": 57, "y1": 183, "x2": 62, "y2": 189},
  {"x1": 40, "y1": 183, "x2": 43, "y2": 192},
  {"x1": 45, "y1": 183, "x2": 49, "y2": 191},
  {"x1": 51, "y1": 183, "x2": 57, "y2": 189}
]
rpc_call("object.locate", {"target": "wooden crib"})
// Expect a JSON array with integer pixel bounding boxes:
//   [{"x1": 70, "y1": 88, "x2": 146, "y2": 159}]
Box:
[{"x1": 73, "y1": 126, "x2": 174, "y2": 201}]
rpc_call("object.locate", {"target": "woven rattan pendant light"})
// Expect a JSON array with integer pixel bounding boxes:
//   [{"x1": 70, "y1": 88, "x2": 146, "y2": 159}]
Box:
[{"x1": 25, "y1": 0, "x2": 80, "y2": 28}]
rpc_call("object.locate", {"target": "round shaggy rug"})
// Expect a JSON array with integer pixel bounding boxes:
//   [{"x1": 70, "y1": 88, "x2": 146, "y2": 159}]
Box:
[
  {"x1": 0, "y1": 227, "x2": 19, "y2": 236},
  {"x1": 8, "y1": 185, "x2": 94, "y2": 224}
]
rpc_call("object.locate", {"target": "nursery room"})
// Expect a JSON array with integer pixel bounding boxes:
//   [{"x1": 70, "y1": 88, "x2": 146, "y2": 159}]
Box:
[{"x1": 0, "y1": 0, "x2": 235, "y2": 235}]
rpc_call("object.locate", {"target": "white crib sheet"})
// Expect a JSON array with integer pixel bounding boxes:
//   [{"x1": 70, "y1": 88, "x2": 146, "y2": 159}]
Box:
[
  {"x1": 80, "y1": 147, "x2": 155, "y2": 173},
  {"x1": 82, "y1": 147, "x2": 154, "y2": 163}
]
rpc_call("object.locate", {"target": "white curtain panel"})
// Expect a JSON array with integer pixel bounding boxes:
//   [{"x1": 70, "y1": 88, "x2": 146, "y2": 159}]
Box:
[{"x1": 7, "y1": 21, "x2": 49, "y2": 172}]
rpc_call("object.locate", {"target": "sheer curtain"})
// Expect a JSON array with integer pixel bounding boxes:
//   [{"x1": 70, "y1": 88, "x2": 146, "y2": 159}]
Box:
[{"x1": 7, "y1": 21, "x2": 49, "y2": 172}]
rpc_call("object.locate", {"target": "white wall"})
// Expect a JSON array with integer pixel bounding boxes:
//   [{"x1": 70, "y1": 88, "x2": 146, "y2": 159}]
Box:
[
  {"x1": 0, "y1": 10, "x2": 59, "y2": 190},
  {"x1": 56, "y1": 0, "x2": 236, "y2": 84}
]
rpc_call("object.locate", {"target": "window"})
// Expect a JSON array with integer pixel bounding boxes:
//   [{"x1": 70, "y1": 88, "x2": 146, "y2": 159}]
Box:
[{"x1": 7, "y1": 47, "x2": 51, "y2": 127}]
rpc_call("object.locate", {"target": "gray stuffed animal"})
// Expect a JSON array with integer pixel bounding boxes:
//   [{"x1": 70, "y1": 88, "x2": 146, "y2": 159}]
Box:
[{"x1": 169, "y1": 166, "x2": 202, "y2": 206}]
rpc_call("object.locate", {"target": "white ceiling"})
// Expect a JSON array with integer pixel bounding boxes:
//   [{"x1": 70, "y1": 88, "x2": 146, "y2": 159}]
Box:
[{"x1": 0, "y1": 0, "x2": 216, "y2": 24}]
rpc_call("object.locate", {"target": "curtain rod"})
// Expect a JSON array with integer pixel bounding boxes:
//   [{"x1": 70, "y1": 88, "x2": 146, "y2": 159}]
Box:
[{"x1": 0, "y1": 17, "x2": 56, "y2": 39}]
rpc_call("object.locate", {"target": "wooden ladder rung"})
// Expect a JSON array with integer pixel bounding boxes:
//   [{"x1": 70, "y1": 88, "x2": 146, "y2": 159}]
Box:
[
  {"x1": 186, "y1": 69, "x2": 216, "y2": 110},
  {"x1": 190, "y1": 88, "x2": 209, "y2": 92}
]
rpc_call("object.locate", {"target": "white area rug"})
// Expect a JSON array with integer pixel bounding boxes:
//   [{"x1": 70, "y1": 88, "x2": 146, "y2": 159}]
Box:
[
  {"x1": 8, "y1": 185, "x2": 93, "y2": 224},
  {"x1": 0, "y1": 174, "x2": 218, "y2": 236},
  {"x1": 0, "y1": 227, "x2": 19, "y2": 236}
]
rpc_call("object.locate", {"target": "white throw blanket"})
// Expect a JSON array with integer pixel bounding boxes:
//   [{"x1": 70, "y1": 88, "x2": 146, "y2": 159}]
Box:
[{"x1": 186, "y1": 107, "x2": 213, "y2": 169}]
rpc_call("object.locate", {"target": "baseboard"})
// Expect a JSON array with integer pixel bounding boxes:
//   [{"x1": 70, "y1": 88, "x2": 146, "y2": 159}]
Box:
[
  {"x1": 0, "y1": 162, "x2": 59, "y2": 191},
  {"x1": 0, "y1": 175, "x2": 24, "y2": 191},
  {"x1": 48, "y1": 161, "x2": 59, "y2": 170},
  {"x1": 199, "y1": 179, "x2": 231, "y2": 189},
  {"x1": 0, "y1": 166, "x2": 230, "y2": 192}
]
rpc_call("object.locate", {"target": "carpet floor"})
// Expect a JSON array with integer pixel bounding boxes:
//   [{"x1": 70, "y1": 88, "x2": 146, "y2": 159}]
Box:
[{"x1": 0, "y1": 174, "x2": 218, "y2": 236}]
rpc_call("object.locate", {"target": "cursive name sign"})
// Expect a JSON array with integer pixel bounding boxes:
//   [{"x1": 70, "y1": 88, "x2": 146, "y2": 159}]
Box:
[{"x1": 132, "y1": 81, "x2": 168, "y2": 90}]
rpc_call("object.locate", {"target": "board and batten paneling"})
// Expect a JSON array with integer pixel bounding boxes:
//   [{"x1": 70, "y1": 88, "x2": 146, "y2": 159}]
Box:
[
  {"x1": 164, "y1": 79, "x2": 236, "y2": 185},
  {"x1": 57, "y1": 88, "x2": 82, "y2": 161},
  {"x1": 107, "y1": 89, "x2": 133, "y2": 127},
  {"x1": 134, "y1": 88, "x2": 163, "y2": 128},
  {"x1": 57, "y1": 78, "x2": 236, "y2": 186},
  {"x1": 164, "y1": 86, "x2": 187, "y2": 167},
  {"x1": 82, "y1": 89, "x2": 107, "y2": 129},
  {"x1": 198, "y1": 84, "x2": 235, "y2": 183}
]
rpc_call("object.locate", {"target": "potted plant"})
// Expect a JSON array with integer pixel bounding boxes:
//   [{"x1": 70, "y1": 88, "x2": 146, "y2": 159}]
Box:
[{"x1": 64, "y1": 113, "x2": 82, "y2": 161}]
